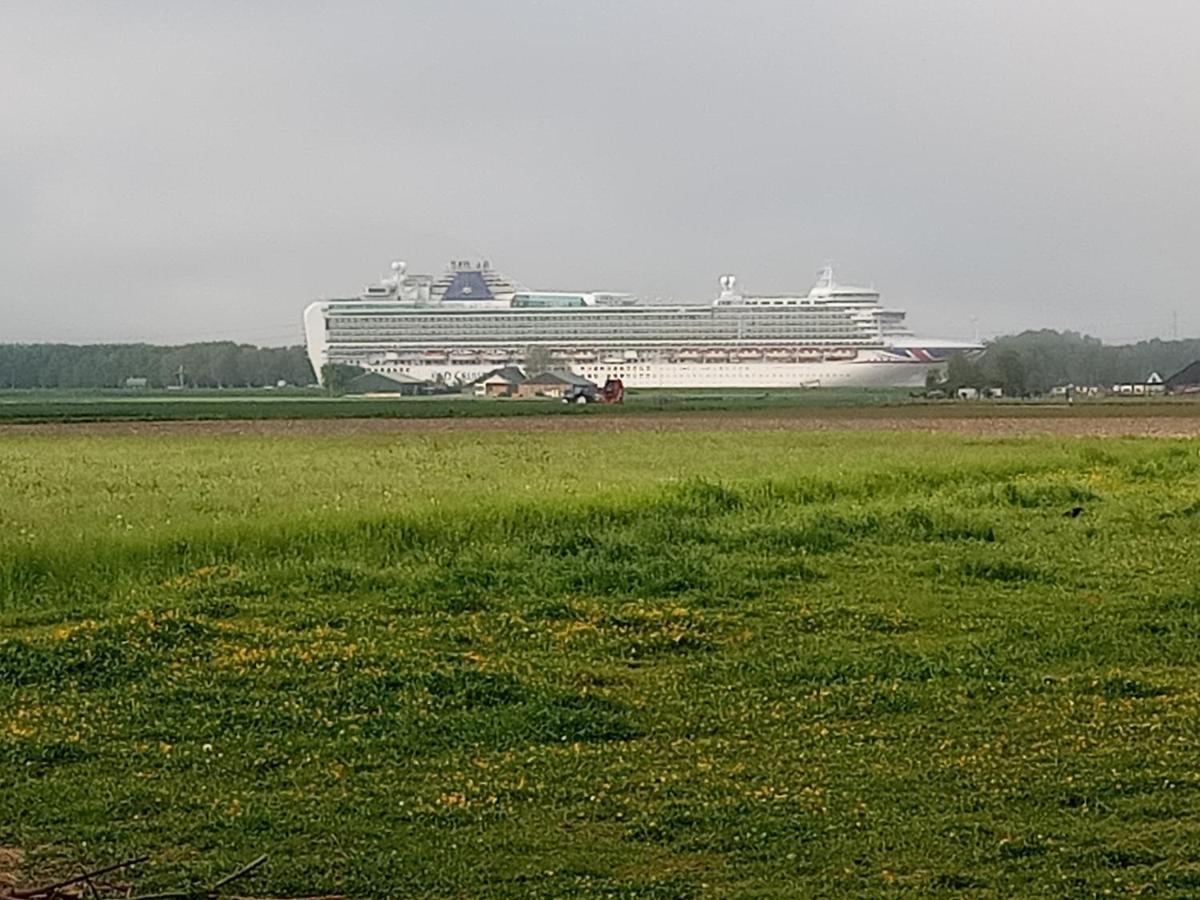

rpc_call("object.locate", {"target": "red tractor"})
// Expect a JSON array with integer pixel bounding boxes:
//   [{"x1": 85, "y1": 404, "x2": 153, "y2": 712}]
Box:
[{"x1": 599, "y1": 377, "x2": 625, "y2": 404}]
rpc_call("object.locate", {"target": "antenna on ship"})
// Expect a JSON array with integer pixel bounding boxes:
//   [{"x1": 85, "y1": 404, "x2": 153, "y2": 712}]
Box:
[{"x1": 385, "y1": 260, "x2": 406, "y2": 293}]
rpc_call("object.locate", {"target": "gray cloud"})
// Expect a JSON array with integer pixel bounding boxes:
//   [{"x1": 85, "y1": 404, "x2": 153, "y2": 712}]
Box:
[{"x1": 3, "y1": 0, "x2": 1197, "y2": 344}]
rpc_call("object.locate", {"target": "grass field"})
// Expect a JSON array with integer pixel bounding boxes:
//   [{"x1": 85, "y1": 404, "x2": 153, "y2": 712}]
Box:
[{"x1": 3, "y1": 423, "x2": 1200, "y2": 896}]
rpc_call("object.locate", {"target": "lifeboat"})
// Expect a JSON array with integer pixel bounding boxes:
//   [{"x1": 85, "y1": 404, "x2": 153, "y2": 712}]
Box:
[
  {"x1": 703, "y1": 350, "x2": 730, "y2": 362},
  {"x1": 677, "y1": 348, "x2": 703, "y2": 361},
  {"x1": 737, "y1": 348, "x2": 763, "y2": 360},
  {"x1": 766, "y1": 348, "x2": 793, "y2": 360}
]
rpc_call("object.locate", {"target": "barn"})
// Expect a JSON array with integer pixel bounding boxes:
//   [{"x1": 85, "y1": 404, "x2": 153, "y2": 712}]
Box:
[{"x1": 1166, "y1": 361, "x2": 1200, "y2": 395}]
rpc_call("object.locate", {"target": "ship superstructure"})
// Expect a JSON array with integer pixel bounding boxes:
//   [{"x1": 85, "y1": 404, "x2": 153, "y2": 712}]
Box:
[{"x1": 303, "y1": 259, "x2": 979, "y2": 388}]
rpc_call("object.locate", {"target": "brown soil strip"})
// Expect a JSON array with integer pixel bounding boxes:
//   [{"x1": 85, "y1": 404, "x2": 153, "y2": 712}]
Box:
[{"x1": 3, "y1": 413, "x2": 1200, "y2": 438}]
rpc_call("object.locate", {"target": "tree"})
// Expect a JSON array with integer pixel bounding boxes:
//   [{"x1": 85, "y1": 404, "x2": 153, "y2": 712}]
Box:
[
  {"x1": 0, "y1": 343, "x2": 319, "y2": 389},
  {"x1": 943, "y1": 353, "x2": 985, "y2": 392},
  {"x1": 523, "y1": 345, "x2": 553, "y2": 373},
  {"x1": 320, "y1": 363, "x2": 365, "y2": 395},
  {"x1": 991, "y1": 350, "x2": 1028, "y2": 397}
]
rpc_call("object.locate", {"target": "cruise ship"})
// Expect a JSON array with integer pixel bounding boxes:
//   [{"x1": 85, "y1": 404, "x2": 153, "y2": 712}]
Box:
[{"x1": 303, "y1": 259, "x2": 979, "y2": 388}]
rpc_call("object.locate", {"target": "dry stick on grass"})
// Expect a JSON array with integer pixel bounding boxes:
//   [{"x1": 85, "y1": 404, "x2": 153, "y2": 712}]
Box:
[
  {"x1": 10, "y1": 856, "x2": 150, "y2": 900},
  {"x1": 208, "y1": 857, "x2": 267, "y2": 892},
  {"x1": 128, "y1": 854, "x2": 345, "y2": 900},
  {"x1": 71, "y1": 851, "x2": 106, "y2": 900},
  {"x1": 127, "y1": 856, "x2": 265, "y2": 900},
  {"x1": 3, "y1": 851, "x2": 344, "y2": 900}
]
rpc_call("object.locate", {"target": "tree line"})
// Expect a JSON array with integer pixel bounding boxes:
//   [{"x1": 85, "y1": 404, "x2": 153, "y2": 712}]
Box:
[
  {"x1": 0, "y1": 342, "x2": 316, "y2": 389},
  {"x1": 935, "y1": 331, "x2": 1200, "y2": 396}
]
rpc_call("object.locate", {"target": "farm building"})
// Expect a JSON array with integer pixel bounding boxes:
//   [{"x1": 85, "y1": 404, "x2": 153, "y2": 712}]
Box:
[
  {"x1": 1049, "y1": 385, "x2": 1102, "y2": 399},
  {"x1": 1166, "y1": 361, "x2": 1200, "y2": 394},
  {"x1": 1112, "y1": 372, "x2": 1166, "y2": 396},
  {"x1": 343, "y1": 371, "x2": 430, "y2": 396},
  {"x1": 516, "y1": 371, "x2": 599, "y2": 400},
  {"x1": 473, "y1": 366, "x2": 526, "y2": 397}
]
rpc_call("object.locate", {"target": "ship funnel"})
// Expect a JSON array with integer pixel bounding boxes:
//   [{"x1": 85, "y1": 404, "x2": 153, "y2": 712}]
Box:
[{"x1": 809, "y1": 261, "x2": 837, "y2": 297}]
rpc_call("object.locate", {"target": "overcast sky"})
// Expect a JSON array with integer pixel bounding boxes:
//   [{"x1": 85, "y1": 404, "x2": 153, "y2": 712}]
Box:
[{"x1": 3, "y1": 1, "x2": 1197, "y2": 345}]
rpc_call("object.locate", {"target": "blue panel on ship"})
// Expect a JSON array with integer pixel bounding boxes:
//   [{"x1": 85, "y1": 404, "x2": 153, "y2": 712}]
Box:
[{"x1": 443, "y1": 271, "x2": 494, "y2": 300}]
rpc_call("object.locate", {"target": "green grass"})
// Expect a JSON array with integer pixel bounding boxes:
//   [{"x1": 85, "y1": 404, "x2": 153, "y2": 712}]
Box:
[{"x1": 3, "y1": 428, "x2": 1200, "y2": 896}]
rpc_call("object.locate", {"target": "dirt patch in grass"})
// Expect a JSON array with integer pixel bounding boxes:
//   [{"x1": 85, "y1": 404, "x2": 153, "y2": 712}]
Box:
[
  {"x1": 3, "y1": 410, "x2": 1200, "y2": 438},
  {"x1": 0, "y1": 846, "x2": 24, "y2": 891}
]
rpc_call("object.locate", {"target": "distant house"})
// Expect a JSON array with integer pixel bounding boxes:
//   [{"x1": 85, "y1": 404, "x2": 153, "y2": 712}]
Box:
[
  {"x1": 343, "y1": 370, "x2": 429, "y2": 396},
  {"x1": 123, "y1": 377, "x2": 149, "y2": 389},
  {"x1": 1050, "y1": 384, "x2": 1101, "y2": 401},
  {"x1": 1112, "y1": 372, "x2": 1166, "y2": 396},
  {"x1": 473, "y1": 366, "x2": 526, "y2": 397},
  {"x1": 1166, "y1": 361, "x2": 1200, "y2": 394},
  {"x1": 956, "y1": 386, "x2": 1002, "y2": 400},
  {"x1": 517, "y1": 371, "x2": 598, "y2": 400}
]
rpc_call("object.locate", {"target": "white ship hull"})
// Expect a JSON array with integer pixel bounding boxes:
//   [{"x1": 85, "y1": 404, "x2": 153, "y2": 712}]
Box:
[{"x1": 364, "y1": 355, "x2": 941, "y2": 390}]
